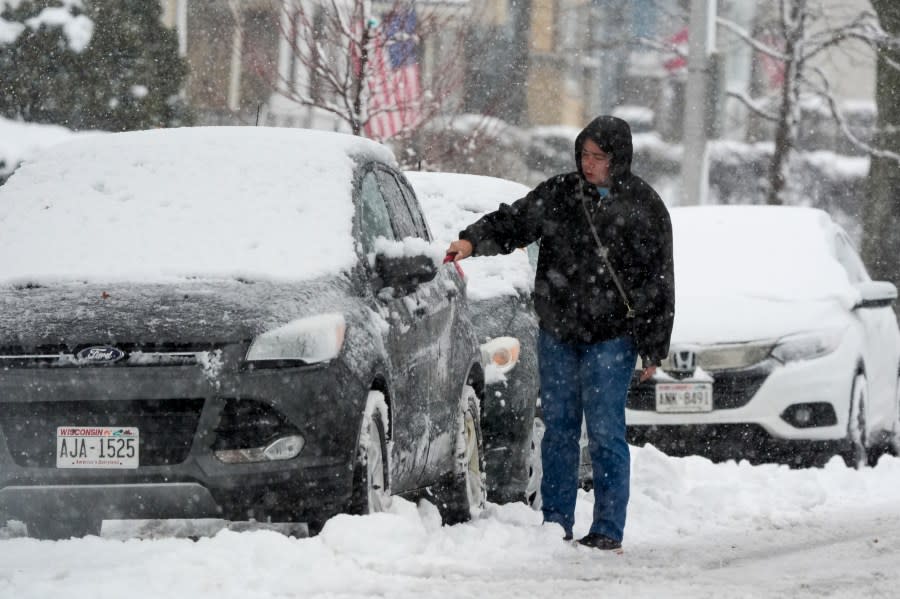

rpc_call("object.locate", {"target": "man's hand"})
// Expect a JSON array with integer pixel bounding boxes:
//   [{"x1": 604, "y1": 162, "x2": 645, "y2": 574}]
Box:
[
  {"x1": 446, "y1": 239, "x2": 473, "y2": 262},
  {"x1": 639, "y1": 365, "x2": 657, "y2": 383}
]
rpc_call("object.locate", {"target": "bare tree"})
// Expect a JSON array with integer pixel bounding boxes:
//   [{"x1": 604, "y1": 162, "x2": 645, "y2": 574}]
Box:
[
  {"x1": 718, "y1": 0, "x2": 900, "y2": 205},
  {"x1": 862, "y1": 1, "x2": 900, "y2": 296},
  {"x1": 271, "y1": 0, "x2": 473, "y2": 143}
]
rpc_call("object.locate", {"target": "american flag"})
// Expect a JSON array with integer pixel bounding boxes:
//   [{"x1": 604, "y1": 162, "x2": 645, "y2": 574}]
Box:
[{"x1": 364, "y1": 9, "x2": 422, "y2": 140}]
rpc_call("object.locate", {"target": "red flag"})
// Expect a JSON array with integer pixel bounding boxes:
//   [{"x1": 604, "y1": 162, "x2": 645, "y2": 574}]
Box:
[
  {"x1": 664, "y1": 27, "x2": 689, "y2": 73},
  {"x1": 758, "y1": 34, "x2": 786, "y2": 90}
]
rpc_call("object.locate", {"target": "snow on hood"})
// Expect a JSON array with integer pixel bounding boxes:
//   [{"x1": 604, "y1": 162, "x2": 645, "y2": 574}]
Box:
[
  {"x1": 0, "y1": 278, "x2": 362, "y2": 347},
  {"x1": 671, "y1": 205, "x2": 857, "y2": 344},
  {"x1": 0, "y1": 127, "x2": 396, "y2": 286},
  {"x1": 404, "y1": 171, "x2": 534, "y2": 301},
  {"x1": 671, "y1": 295, "x2": 847, "y2": 346},
  {"x1": 0, "y1": 116, "x2": 86, "y2": 179}
]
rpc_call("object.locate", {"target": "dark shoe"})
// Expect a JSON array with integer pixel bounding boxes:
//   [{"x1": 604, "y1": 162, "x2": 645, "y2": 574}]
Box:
[
  {"x1": 562, "y1": 531, "x2": 573, "y2": 541},
  {"x1": 577, "y1": 533, "x2": 622, "y2": 550}
]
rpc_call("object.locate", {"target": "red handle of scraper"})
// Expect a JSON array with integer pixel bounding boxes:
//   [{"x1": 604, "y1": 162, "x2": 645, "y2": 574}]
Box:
[{"x1": 443, "y1": 253, "x2": 465, "y2": 278}]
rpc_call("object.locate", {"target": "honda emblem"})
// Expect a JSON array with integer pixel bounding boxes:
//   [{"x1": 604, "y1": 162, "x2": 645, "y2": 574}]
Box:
[{"x1": 671, "y1": 349, "x2": 696, "y2": 372}]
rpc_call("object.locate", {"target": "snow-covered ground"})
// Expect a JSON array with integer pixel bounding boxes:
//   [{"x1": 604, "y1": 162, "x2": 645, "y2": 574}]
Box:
[{"x1": 3, "y1": 445, "x2": 899, "y2": 598}]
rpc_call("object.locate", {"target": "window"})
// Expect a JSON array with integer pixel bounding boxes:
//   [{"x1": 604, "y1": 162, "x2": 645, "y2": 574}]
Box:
[
  {"x1": 374, "y1": 168, "x2": 418, "y2": 239},
  {"x1": 397, "y1": 176, "x2": 432, "y2": 240},
  {"x1": 834, "y1": 233, "x2": 870, "y2": 284},
  {"x1": 358, "y1": 171, "x2": 395, "y2": 254}
]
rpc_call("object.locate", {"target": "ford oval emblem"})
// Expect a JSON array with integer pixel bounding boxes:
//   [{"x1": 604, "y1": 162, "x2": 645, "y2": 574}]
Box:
[{"x1": 76, "y1": 346, "x2": 126, "y2": 364}]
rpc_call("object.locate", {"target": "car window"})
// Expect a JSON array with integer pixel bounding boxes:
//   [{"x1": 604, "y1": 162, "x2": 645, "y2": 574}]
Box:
[
  {"x1": 526, "y1": 241, "x2": 539, "y2": 271},
  {"x1": 375, "y1": 168, "x2": 420, "y2": 239},
  {"x1": 396, "y1": 175, "x2": 432, "y2": 240},
  {"x1": 358, "y1": 170, "x2": 396, "y2": 254},
  {"x1": 834, "y1": 233, "x2": 870, "y2": 284}
]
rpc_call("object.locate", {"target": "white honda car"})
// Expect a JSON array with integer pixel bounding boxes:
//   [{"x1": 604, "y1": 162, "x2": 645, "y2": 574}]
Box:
[{"x1": 626, "y1": 205, "x2": 900, "y2": 468}]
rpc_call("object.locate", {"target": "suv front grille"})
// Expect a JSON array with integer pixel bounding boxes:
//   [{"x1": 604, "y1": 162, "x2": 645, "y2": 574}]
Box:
[
  {"x1": 628, "y1": 361, "x2": 775, "y2": 411},
  {"x1": 0, "y1": 398, "x2": 204, "y2": 467},
  {"x1": 0, "y1": 342, "x2": 226, "y2": 368}
]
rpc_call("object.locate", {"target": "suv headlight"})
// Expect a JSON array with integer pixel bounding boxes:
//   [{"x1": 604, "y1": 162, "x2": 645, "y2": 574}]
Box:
[
  {"x1": 246, "y1": 313, "x2": 346, "y2": 365},
  {"x1": 771, "y1": 328, "x2": 844, "y2": 364}
]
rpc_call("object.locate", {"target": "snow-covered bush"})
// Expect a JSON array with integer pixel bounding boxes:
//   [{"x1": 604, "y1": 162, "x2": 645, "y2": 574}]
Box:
[{"x1": 0, "y1": 0, "x2": 192, "y2": 131}]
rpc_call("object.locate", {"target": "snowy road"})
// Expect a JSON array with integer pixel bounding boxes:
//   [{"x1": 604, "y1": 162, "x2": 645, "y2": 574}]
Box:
[
  {"x1": 595, "y1": 509, "x2": 900, "y2": 598},
  {"x1": 3, "y1": 445, "x2": 900, "y2": 598}
]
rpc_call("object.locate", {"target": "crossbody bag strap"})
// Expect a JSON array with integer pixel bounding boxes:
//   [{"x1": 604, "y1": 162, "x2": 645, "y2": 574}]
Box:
[{"x1": 579, "y1": 185, "x2": 635, "y2": 319}]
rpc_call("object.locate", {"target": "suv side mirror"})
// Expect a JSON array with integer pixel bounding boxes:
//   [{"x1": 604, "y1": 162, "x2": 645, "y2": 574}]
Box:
[{"x1": 374, "y1": 253, "x2": 438, "y2": 296}]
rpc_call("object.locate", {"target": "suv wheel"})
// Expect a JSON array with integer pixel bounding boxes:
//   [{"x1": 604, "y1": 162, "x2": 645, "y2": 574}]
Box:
[{"x1": 431, "y1": 384, "x2": 486, "y2": 525}]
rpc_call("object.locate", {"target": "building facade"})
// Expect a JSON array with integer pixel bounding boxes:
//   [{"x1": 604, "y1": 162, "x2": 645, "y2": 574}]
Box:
[{"x1": 158, "y1": 0, "x2": 877, "y2": 142}]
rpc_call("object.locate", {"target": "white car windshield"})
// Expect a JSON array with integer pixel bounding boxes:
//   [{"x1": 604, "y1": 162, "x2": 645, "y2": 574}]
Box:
[{"x1": 672, "y1": 205, "x2": 853, "y2": 304}]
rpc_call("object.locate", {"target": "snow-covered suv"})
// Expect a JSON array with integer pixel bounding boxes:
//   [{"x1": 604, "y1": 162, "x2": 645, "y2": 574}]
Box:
[{"x1": 0, "y1": 127, "x2": 486, "y2": 538}]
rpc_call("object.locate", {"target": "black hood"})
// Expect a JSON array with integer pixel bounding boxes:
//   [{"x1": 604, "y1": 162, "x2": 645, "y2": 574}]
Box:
[
  {"x1": 0, "y1": 277, "x2": 359, "y2": 349},
  {"x1": 574, "y1": 115, "x2": 633, "y2": 189}
]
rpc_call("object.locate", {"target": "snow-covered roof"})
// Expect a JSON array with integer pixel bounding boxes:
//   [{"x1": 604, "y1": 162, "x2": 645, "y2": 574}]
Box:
[
  {"x1": 0, "y1": 126, "x2": 396, "y2": 285},
  {"x1": 405, "y1": 171, "x2": 534, "y2": 300}
]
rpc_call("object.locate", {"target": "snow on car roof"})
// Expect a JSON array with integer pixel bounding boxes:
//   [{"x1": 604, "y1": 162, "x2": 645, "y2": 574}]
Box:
[
  {"x1": 0, "y1": 126, "x2": 396, "y2": 285},
  {"x1": 672, "y1": 205, "x2": 852, "y2": 302},
  {"x1": 404, "y1": 171, "x2": 534, "y2": 301}
]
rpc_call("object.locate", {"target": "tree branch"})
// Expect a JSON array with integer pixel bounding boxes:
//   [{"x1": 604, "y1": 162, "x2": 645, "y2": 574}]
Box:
[
  {"x1": 802, "y1": 12, "x2": 884, "y2": 61},
  {"x1": 717, "y1": 16, "x2": 788, "y2": 62},
  {"x1": 725, "y1": 89, "x2": 780, "y2": 122},
  {"x1": 808, "y1": 65, "x2": 900, "y2": 163}
]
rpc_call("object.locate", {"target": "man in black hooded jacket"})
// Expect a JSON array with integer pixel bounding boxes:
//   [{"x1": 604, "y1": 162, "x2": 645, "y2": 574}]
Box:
[{"x1": 447, "y1": 116, "x2": 674, "y2": 550}]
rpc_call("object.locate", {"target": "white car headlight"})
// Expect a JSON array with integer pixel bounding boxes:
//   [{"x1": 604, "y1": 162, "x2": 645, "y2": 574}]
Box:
[
  {"x1": 770, "y1": 328, "x2": 844, "y2": 364},
  {"x1": 246, "y1": 313, "x2": 346, "y2": 365}
]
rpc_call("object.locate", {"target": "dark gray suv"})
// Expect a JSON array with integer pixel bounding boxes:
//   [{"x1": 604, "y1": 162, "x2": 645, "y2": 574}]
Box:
[{"x1": 0, "y1": 127, "x2": 486, "y2": 539}]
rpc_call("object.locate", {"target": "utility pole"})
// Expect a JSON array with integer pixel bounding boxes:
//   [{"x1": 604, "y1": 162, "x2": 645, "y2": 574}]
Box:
[
  {"x1": 227, "y1": 0, "x2": 244, "y2": 114},
  {"x1": 680, "y1": 0, "x2": 716, "y2": 205},
  {"x1": 508, "y1": 0, "x2": 532, "y2": 127}
]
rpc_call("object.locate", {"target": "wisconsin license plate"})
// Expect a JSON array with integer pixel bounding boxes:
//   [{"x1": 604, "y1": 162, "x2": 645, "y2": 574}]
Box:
[
  {"x1": 56, "y1": 426, "x2": 139, "y2": 468},
  {"x1": 655, "y1": 382, "x2": 713, "y2": 413}
]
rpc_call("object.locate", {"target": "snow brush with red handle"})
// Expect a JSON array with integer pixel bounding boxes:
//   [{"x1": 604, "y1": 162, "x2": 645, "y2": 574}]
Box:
[{"x1": 443, "y1": 253, "x2": 465, "y2": 278}]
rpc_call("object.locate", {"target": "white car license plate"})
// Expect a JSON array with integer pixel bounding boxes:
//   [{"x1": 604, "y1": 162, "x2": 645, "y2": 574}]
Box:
[
  {"x1": 655, "y1": 382, "x2": 713, "y2": 413},
  {"x1": 56, "y1": 426, "x2": 139, "y2": 468}
]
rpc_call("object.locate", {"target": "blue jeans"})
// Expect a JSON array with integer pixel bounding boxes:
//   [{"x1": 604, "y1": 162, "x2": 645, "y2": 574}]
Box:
[{"x1": 538, "y1": 330, "x2": 637, "y2": 542}]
